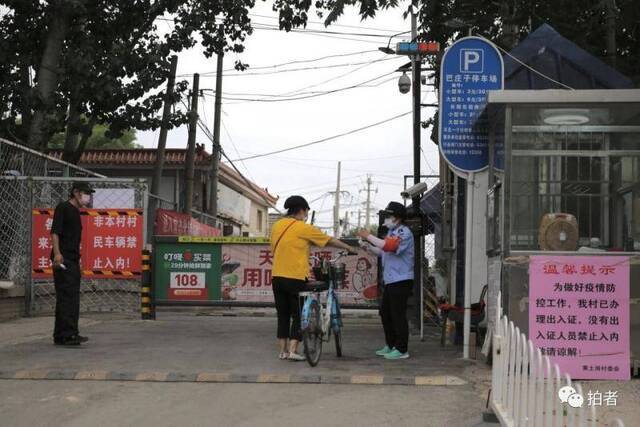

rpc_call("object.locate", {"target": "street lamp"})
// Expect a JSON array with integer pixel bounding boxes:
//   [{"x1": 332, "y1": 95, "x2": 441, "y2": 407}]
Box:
[{"x1": 378, "y1": 30, "x2": 412, "y2": 55}]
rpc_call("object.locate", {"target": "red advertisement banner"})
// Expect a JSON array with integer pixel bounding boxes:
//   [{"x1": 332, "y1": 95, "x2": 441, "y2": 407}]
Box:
[
  {"x1": 32, "y1": 208, "x2": 143, "y2": 279},
  {"x1": 154, "y1": 209, "x2": 221, "y2": 237}
]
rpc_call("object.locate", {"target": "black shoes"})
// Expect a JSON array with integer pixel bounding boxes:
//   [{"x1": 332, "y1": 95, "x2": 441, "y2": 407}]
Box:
[{"x1": 54, "y1": 335, "x2": 88, "y2": 346}]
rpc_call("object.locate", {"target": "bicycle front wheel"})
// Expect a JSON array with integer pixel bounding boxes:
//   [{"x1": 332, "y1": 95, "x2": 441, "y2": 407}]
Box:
[{"x1": 302, "y1": 300, "x2": 323, "y2": 367}]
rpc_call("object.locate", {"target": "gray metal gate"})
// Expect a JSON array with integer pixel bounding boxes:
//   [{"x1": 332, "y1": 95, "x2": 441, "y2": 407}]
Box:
[{"x1": 1, "y1": 138, "x2": 147, "y2": 315}]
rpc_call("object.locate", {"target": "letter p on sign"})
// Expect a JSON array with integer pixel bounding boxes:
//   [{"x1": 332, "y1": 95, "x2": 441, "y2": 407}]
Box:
[{"x1": 460, "y1": 49, "x2": 483, "y2": 73}]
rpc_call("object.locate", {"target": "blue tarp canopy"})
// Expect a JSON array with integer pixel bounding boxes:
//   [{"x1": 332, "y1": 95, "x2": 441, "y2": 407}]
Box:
[{"x1": 504, "y1": 23, "x2": 633, "y2": 90}]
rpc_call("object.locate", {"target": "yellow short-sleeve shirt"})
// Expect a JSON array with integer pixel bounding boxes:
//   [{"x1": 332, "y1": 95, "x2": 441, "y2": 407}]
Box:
[{"x1": 271, "y1": 218, "x2": 332, "y2": 281}]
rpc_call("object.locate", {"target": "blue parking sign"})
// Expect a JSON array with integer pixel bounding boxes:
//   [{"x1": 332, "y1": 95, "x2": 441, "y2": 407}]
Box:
[{"x1": 439, "y1": 37, "x2": 503, "y2": 173}]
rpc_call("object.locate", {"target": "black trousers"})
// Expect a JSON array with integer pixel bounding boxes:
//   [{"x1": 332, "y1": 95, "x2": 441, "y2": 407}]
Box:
[
  {"x1": 53, "y1": 260, "x2": 81, "y2": 340},
  {"x1": 272, "y1": 277, "x2": 304, "y2": 341},
  {"x1": 380, "y1": 280, "x2": 413, "y2": 353}
]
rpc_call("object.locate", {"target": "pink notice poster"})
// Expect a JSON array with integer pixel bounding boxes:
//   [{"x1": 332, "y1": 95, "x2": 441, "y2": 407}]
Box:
[{"x1": 529, "y1": 256, "x2": 630, "y2": 380}]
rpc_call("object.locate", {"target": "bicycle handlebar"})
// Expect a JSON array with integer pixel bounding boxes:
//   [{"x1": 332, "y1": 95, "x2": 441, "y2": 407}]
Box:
[{"x1": 309, "y1": 250, "x2": 355, "y2": 265}]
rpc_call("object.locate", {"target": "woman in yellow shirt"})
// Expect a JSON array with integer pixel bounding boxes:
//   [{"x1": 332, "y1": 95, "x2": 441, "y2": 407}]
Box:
[{"x1": 271, "y1": 195, "x2": 357, "y2": 361}]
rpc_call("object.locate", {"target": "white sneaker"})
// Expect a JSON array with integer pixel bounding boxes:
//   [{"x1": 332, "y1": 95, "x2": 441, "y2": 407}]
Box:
[
  {"x1": 279, "y1": 352, "x2": 289, "y2": 360},
  {"x1": 288, "y1": 352, "x2": 306, "y2": 361}
]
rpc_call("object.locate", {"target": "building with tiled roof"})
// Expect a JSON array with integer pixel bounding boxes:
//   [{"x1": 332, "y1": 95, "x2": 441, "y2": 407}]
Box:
[{"x1": 49, "y1": 147, "x2": 278, "y2": 237}]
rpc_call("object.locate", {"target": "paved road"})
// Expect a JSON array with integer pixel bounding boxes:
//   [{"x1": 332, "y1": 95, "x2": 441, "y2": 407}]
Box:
[
  {"x1": 1, "y1": 312, "x2": 637, "y2": 426},
  {"x1": 0, "y1": 380, "x2": 486, "y2": 427},
  {"x1": 0, "y1": 313, "x2": 478, "y2": 380},
  {"x1": 0, "y1": 312, "x2": 494, "y2": 426}
]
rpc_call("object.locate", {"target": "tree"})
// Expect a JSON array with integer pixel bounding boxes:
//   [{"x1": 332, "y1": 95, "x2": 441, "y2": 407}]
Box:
[
  {"x1": 49, "y1": 125, "x2": 140, "y2": 151},
  {"x1": 275, "y1": 0, "x2": 640, "y2": 143},
  {"x1": 0, "y1": 0, "x2": 255, "y2": 163},
  {"x1": 285, "y1": 0, "x2": 640, "y2": 83},
  {"x1": 3, "y1": 0, "x2": 638, "y2": 167}
]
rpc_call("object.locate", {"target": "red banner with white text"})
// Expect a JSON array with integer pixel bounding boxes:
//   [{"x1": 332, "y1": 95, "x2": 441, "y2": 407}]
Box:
[
  {"x1": 154, "y1": 209, "x2": 221, "y2": 237},
  {"x1": 31, "y1": 208, "x2": 143, "y2": 279}
]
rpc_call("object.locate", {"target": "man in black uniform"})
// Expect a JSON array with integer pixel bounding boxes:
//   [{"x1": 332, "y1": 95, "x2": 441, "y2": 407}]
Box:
[{"x1": 51, "y1": 182, "x2": 94, "y2": 346}]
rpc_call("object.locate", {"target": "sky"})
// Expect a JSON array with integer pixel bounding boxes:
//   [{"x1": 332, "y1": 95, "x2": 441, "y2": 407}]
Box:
[{"x1": 138, "y1": 2, "x2": 440, "y2": 233}]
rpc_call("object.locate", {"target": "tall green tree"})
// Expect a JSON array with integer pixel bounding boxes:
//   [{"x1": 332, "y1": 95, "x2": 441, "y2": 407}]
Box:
[
  {"x1": 0, "y1": 0, "x2": 255, "y2": 163},
  {"x1": 291, "y1": 0, "x2": 640, "y2": 83},
  {"x1": 49, "y1": 125, "x2": 140, "y2": 151},
  {"x1": 273, "y1": 0, "x2": 639, "y2": 145},
  {"x1": 2, "y1": 0, "x2": 638, "y2": 167}
]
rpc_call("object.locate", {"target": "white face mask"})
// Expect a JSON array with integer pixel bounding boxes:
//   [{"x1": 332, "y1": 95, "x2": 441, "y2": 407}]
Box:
[
  {"x1": 383, "y1": 217, "x2": 398, "y2": 229},
  {"x1": 80, "y1": 194, "x2": 91, "y2": 206}
]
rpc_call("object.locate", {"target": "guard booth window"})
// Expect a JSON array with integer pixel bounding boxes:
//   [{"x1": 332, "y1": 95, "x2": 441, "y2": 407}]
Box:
[{"x1": 508, "y1": 104, "x2": 640, "y2": 252}]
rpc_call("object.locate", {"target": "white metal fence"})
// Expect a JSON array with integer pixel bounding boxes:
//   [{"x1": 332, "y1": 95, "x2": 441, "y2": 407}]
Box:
[{"x1": 490, "y1": 291, "x2": 626, "y2": 427}]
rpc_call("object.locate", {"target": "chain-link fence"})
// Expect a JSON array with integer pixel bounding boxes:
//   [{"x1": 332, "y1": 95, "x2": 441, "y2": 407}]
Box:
[
  {"x1": 2, "y1": 177, "x2": 148, "y2": 315},
  {"x1": 0, "y1": 137, "x2": 105, "y2": 178},
  {"x1": 421, "y1": 176, "x2": 444, "y2": 328},
  {"x1": 1, "y1": 139, "x2": 147, "y2": 316}
]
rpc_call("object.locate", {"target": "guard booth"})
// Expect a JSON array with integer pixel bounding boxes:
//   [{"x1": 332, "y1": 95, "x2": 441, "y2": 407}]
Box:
[{"x1": 485, "y1": 89, "x2": 640, "y2": 377}]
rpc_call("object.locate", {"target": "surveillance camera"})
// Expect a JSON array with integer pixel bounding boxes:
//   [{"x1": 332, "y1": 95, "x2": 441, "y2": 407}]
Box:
[
  {"x1": 398, "y1": 72, "x2": 411, "y2": 94},
  {"x1": 401, "y1": 182, "x2": 428, "y2": 199}
]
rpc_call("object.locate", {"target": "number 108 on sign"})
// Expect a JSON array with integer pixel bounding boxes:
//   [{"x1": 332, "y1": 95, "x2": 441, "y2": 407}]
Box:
[{"x1": 170, "y1": 272, "x2": 205, "y2": 289}]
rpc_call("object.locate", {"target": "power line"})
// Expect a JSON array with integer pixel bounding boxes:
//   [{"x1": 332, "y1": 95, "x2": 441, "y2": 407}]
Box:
[
  {"x1": 253, "y1": 156, "x2": 416, "y2": 178},
  {"x1": 177, "y1": 49, "x2": 380, "y2": 77},
  {"x1": 157, "y1": 15, "x2": 402, "y2": 37},
  {"x1": 496, "y1": 45, "x2": 574, "y2": 90},
  {"x1": 201, "y1": 71, "x2": 395, "y2": 103},
  {"x1": 276, "y1": 175, "x2": 365, "y2": 194},
  {"x1": 247, "y1": 13, "x2": 404, "y2": 33},
  {"x1": 185, "y1": 56, "x2": 397, "y2": 78},
  {"x1": 251, "y1": 25, "x2": 388, "y2": 45},
  {"x1": 179, "y1": 98, "x2": 281, "y2": 212},
  {"x1": 232, "y1": 111, "x2": 411, "y2": 162},
  {"x1": 221, "y1": 118, "x2": 255, "y2": 182},
  {"x1": 278, "y1": 56, "x2": 400, "y2": 97},
  {"x1": 420, "y1": 147, "x2": 438, "y2": 175},
  {"x1": 232, "y1": 152, "x2": 410, "y2": 163},
  {"x1": 250, "y1": 22, "x2": 400, "y2": 38}
]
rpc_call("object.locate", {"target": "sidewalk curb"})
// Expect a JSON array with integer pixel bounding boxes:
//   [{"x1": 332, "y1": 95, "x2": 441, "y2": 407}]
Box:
[{"x1": 0, "y1": 370, "x2": 468, "y2": 387}]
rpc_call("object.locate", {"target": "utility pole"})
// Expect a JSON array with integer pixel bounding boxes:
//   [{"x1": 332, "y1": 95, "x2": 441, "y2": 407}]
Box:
[
  {"x1": 333, "y1": 161, "x2": 341, "y2": 237},
  {"x1": 208, "y1": 24, "x2": 224, "y2": 222},
  {"x1": 184, "y1": 73, "x2": 199, "y2": 214},
  {"x1": 357, "y1": 209, "x2": 362, "y2": 228},
  {"x1": 363, "y1": 175, "x2": 374, "y2": 229},
  {"x1": 411, "y1": 0, "x2": 424, "y2": 338},
  {"x1": 342, "y1": 211, "x2": 349, "y2": 237},
  {"x1": 149, "y1": 55, "x2": 178, "y2": 239}
]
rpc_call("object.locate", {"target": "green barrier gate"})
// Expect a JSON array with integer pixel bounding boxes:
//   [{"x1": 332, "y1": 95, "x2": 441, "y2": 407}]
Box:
[{"x1": 152, "y1": 236, "x2": 379, "y2": 308}]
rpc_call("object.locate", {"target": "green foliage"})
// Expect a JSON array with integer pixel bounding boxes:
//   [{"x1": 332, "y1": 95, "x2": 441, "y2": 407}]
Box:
[
  {"x1": 273, "y1": 0, "x2": 640, "y2": 82},
  {"x1": 48, "y1": 125, "x2": 140, "y2": 150},
  {"x1": 0, "y1": 0, "x2": 256, "y2": 156},
  {"x1": 1, "y1": 0, "x2": 638, "y2": 163}
]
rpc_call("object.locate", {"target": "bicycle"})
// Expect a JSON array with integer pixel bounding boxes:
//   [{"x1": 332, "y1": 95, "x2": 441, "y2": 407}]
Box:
[{"x1": 300, "y1": 251, "x2": 350, "y2": 367}]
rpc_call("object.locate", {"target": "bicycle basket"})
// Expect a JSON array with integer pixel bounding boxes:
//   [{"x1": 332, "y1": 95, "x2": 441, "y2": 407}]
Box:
[
  {"x1": 330, "y1": 263, "x2": 346, "y2": 283},
  {"x1": 312, "y1": 266, "x2": 329, "y2": 282}
]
